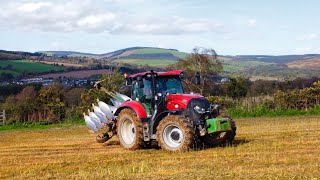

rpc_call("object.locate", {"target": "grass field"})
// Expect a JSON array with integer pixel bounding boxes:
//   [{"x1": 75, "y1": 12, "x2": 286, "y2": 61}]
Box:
[
  {"x1": 0, "y1": 60, "x2": 65, "y2": 76},
  {"x1": 0, "y1": 70, "x2": 20, "y2": 77},
  {"x1": 41, "y1": 61, "x2": 85, "y2": 67},
  {"x1": 132, "y1": 48, "x2": 188, "y2": 59},
  {"x1": 117, "y1": 59, "x2": 177, "y2": 67},
  {"x1": 223, "y1": 60, "x2": 274, "y2": 73},
  {"x1": 0, "y1": 116, "x2": 319, "y2": 179},
  {"x1": 39, "y1": 69, "x2": 110, "y2": 79}
]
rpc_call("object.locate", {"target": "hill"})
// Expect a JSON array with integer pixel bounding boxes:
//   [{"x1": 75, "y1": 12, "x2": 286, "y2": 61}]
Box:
[
  {"x1": 231, "y1": 54, "x2": 320, "y2": 64},
  {"x1": 2, "y1": 47, "x2": 320, "y2": 80},
  {"x1": 39, "y1": 47, "x2": 188, "y2": 60},
  {"x1": 99, "y1": 47, "x2": 187, "y2": 60},
  {"x1": 287, "y1": 58, "x2": 320, "y2": 70},
  {"x1": 38, "y1": 51, "x2": 97, "y2": 58},
  {"x1": 0, "y1": 60, "x2": 65, "y2": 80},
  {"x1": 0, "y1": 50, "x2": 43, "y2": 60},
  {"x1": 38, "y1": 47, "x2": 188, "y2": 68}
]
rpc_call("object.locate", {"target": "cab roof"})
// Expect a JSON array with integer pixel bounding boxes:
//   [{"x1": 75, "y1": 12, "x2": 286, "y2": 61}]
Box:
[{"x1": 129, "y1": 70, "x2": 183, "y2": 78}]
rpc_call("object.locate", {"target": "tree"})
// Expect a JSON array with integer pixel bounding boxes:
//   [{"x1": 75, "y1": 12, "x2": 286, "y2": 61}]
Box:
[
  {"x1": 222, "y1": 77, "x2": 249, "y2": 99},
  {"x1": 38, "y1": 83, "x2": 66, "y2": 122},
  {"x1": 0, "y1": 73, "x2": 14, "y2": 81},
  {"x1": 65, "y1": 88, "x2": 85, "y2": 108},
  {"x1": 174, "y1": 47, "x2": 223, "y2": 95},
  {"x1": 3, "y1": 86, "x2": 38, "y2": 123},
  {"x1": 97, "y1": 68, "x2": 124, "y2": 93},
  {"x1": 79, "y1": 68, "x2": 124, "y2": 113},
  {"x1": 249, "y1": 80, "x2": 274, "y2": 96}
]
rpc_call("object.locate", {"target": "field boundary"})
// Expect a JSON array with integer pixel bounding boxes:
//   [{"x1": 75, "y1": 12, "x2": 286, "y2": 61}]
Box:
[{"x1": 0, "y1": 110, "x2": 6, "y2": 126}]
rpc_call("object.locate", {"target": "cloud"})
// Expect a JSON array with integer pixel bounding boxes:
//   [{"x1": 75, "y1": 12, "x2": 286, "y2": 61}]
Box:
[
  {"x1": 114, "y1": 17, "x2": 224, "y2": 35},
  {"x1": 16, "y1": 2, "x2": 52, "y2": 13},
  {"x1": 247, "y1": 19, "x2": 257, "y2": 27},
  {"x1": 0, "y1": 0, "x2": 118, "y2": 32},
  {"x1": 0, "y1": 0, "x2": 224, "y2": 34},
  {"x1": 296, "y1": 33, "x2": 320, "y2": 41}
]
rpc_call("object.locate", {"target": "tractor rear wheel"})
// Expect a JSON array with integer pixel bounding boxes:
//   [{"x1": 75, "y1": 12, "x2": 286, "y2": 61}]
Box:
[
  {"x1": 156, "y1": 115, "x2": 194, "y2": 151},
  {"x1": 117, "y1": 109, "x2": 144, "y2": 150},
  {"x1": 201, "y1": 112, "x2": 236, "y2": 147}
]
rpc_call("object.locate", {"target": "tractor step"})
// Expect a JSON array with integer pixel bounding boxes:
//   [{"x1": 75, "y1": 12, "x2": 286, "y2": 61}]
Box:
[
  {"x1": 206, "y1": 118, "x2": 232, "y2": 134},
  {"x1": 143, "y1": 122, "x2": 150, "y2": 141}
]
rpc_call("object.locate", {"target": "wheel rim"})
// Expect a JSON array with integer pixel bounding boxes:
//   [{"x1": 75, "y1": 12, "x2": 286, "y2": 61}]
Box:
[
  {"x1": 121, "y1": 118, "x2": 135, "y2": 145},
  {"x1": 163, "y1": 124, "x2": 183, "y2": 148}
]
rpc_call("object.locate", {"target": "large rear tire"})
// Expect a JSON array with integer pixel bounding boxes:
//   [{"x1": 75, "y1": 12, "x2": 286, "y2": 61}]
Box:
[
  {"x1": 117, "y1": 109, "x2": 144, "y2": 150},
  {"x1": 156, "y1": 115, "x2": 194, "y2": 151},
  {"x1": 201, "y1": 112, "x2": 236, "y2": 147}
]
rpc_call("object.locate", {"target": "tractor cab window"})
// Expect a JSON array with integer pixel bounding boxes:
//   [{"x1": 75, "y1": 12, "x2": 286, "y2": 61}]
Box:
[
  {"x1": 132, "y1": 78, "x2": 152, "y2": 117},
  {"x1": 156, "y1": 76, "x2": 184, "y2": 94},
  {"x1": 132, "y1": 78, "x2": 152, "y2": 102}
]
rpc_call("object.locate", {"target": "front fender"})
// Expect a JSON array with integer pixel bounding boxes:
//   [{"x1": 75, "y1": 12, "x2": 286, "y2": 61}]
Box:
[
  {"x1": 151, "y1": 110, "x2": 182, "y2": 134},
  {"x1": 114, "y1": 101, "x2": 147, "y2": 119}
]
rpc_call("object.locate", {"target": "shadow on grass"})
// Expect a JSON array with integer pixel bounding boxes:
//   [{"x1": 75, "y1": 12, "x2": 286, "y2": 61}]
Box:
[
  {"x1": 232, "y1": 138, "x2": 250, "y2": 147},
  {"x1": 100, "y1": 137, "x2": 250, "y2": 151},
  {"x1": 105, "y1": 140, "x2": 120, "y2": 146},
  {"x1": 190, "y1": 138, "x2": 250, "y2": 151}
]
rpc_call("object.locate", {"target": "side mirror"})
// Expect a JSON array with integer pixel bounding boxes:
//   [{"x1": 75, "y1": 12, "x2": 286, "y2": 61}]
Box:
[
  {"x1": 195, "y1": 72, "x2": 201, "y2": 85},
  {"x1": 137, "y1": 76, "x2": 144, "y2": 88},
  {"x1": 125, "y1": 78, "x2": 132, "y2": 86},
  {"x1": 179, "y1": 72, "x2": 184, "y2": 80}
]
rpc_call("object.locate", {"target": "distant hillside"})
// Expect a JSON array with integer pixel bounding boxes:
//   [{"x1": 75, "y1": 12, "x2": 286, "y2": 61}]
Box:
[
  {"x1": 38, "y1": 51, "x2": 97, "y2": 58},
  {"x1": 232, "y1": 54, "x2": 320, "y2": 64},
  {"x1": 99, "y1": 47, "x2": 188, "y2": 60},
  {"x1": 38, "y1": 47, "x2": 188, "y2": 61},
  {"x1": 287, "y1": 58, "x2": 320, "y2": 70},
  {"x1": 0, "y1": 60, "x2": 65, "y2": 80},
  {"x1": 2, "y1": 47, "x2": 320, "y2": 80},
  {"x1": 0, "y1": 50, "x2": 43, "y2": 60}
]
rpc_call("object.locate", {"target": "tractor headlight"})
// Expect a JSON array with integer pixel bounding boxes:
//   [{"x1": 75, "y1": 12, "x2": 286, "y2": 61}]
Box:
[{"x1": 194, "y1": 106, "x2": 206, "y2": 114}]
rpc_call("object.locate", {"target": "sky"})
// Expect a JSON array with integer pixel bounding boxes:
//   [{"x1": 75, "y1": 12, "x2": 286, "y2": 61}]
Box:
[{"x1": 0, "y1": 0, "x2": 319, "y2": 55}]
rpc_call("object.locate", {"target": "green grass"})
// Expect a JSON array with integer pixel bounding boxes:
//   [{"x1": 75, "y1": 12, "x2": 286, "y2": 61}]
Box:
[
  {"x1": 0, "y1": 123, "x2": 74, "y2": 131},
  {"x1": 133, "y1": 48, "x2": 188, "y2": 59},
  {"x1": 117, "y1": 59, "x2": 177, "y2": 67},
  {"x1": 0, "y1": 60, "x2": 65, "y2": 76},
  {"x1": 0, "y1": 118, "x2": 84, "y2": 132},
  {"x1": 227, "y1": 105, "x2": 320, "y2": 118},
  {"x1": 0, "y1": 70, "x2": 20, "y2": 77},
  {"x1": 223, "y1": 60, "x2": 274, "y2": 73}
]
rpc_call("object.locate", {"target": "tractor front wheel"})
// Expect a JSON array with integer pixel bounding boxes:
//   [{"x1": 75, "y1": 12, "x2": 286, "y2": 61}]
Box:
[
  {"x1": 156, "y1": 115, "x2": 194, "y2": 151},
  {"x1": 117, "y1": 109, "x2": 144, "y2": 150}
]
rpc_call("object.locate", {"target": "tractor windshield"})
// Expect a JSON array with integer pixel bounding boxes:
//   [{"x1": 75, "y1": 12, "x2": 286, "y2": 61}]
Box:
[{"x1": 155, "y1": 76, "x2": 184, "y2": 94}]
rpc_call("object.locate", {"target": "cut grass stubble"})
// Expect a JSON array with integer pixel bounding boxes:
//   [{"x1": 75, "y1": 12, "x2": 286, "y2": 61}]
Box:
[{"x1": 0, "y1": 116, "x2": 319, "y2": 179}]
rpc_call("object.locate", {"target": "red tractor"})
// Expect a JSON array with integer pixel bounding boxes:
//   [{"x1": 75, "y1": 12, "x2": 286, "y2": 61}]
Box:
[{"x1": 97, "y1": 70, "x2": 236, "y2": 151}]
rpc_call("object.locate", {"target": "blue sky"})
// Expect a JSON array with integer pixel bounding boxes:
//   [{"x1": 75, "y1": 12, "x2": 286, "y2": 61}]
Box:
[{"x1": 0, "y1": 0, "x2": 319, "y2": 55}]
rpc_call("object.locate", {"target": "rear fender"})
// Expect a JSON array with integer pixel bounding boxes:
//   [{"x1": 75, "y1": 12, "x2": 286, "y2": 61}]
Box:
[{"x1": 114, "y1": 101, "x2": 147, "y2": 119}]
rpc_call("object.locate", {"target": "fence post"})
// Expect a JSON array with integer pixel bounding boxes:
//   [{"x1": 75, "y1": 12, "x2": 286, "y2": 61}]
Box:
[{"x1": 3, "y1": 110, "x2": 5, "y2": 125}]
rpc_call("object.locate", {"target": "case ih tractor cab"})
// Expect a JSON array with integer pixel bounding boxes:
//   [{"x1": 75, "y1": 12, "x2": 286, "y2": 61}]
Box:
[{"x1": 96, "y1": 70, "x2": 236, "y2": 151}]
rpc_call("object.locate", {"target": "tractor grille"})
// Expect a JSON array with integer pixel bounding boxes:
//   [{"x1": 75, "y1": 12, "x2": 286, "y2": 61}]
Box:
[{"x1": 185, "y1": 98, "x2": 210, "y2": 123}]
